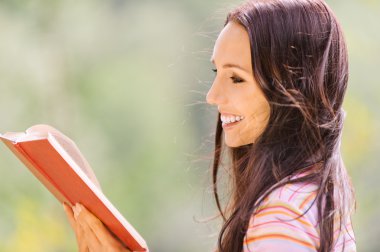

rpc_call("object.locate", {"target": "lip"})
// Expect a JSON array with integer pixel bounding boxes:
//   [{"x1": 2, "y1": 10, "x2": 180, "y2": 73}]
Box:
[
  {"x1": 219, "y1": 111, "x2": 242, "y2": 117},
  {"x1": 222, "y1": 119, "x2": 244, "y2": 130}
]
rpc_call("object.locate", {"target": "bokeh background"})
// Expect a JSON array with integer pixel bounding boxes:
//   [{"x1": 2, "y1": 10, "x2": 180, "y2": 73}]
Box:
[{"x1": 0, "y1": 0, "x2": 379, "y2": 251}]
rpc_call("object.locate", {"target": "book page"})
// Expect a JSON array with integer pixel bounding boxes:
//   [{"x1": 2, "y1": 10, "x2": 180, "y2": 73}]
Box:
[
  {"x1": 0, "y1": 132, "x2": 26, "y2": 142},
  {"x1": 2, "y1": 124, "x2": 55, "y2": 142},
  {"x1": 22, "y1": 124, "x2": 101, "y2": 190},
  {"x1": 48, "y1": 132, "x2": 102, "y2": 190}
]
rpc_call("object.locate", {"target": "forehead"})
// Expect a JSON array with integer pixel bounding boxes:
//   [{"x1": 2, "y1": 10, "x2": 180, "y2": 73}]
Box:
[{"x1": 211, "y1": 21, "x2": 251, "y2": 67}]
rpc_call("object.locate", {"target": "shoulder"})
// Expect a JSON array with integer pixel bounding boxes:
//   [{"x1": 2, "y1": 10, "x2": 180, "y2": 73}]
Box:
[
  {"x1": 243, "y1": 181, "x2": 320, "y2": 252},
  {"x1": 262, "y1": 180, "x2": 320, "y2": 223},
  {"x1": 243, "y1": 180, "x2": 357, "y2": 252},
  {"x1": 255, "y1": 179, "x2": 321, "y2": 228}
]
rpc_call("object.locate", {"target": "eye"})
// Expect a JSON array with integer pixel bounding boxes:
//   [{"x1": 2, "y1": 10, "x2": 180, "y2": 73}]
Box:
[
  {"x1": 231, "y1": 75, "x2": 245, "y2": 84},
  {"x1": 212, "y1": 68, "x2": 217, "y2": 74}
]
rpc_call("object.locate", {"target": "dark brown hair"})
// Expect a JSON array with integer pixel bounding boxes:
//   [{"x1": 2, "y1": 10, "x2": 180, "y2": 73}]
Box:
[{"x1": 211, "y1": 0, "x2": 355, "y2": 251}]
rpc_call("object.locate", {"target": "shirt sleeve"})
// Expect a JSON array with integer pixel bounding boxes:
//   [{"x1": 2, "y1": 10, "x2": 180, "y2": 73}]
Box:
[{"x1": 243, "y1": 200, "x2": 320, "y2": 252}]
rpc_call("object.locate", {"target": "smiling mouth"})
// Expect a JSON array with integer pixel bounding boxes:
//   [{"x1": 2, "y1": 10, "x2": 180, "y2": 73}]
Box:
[{"x1": 221, "y1": 115, "x2": 245, "y2": 129}]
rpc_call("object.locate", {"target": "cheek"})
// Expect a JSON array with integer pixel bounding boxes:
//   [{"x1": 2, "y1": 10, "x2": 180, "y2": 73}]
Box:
[
  {"x1": 235, "y1": 90, "x2": 269, "y2": 118},
  {"x1": 237, "y1": 98, "x2": 270, "y2": 142},
  {"x1": 247, "y1": 99, "x2": 270, "y2": 125},
  {"x1": 223, "y1": 86, "x2": 270, "y2": 147}
]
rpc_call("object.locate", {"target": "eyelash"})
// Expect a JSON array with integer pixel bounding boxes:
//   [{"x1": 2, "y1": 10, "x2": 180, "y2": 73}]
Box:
[
  {"x1": 212, "y1": 68, "x2": 245, "y2": 84},
  {"x1": 231, "y1": 75, "x2": 244, "y2": 83}
]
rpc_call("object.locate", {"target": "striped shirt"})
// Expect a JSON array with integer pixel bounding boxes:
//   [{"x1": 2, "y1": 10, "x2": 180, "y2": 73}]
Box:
[{"x1": 242, "y1": 173, "x2": 356, "y2": 251}]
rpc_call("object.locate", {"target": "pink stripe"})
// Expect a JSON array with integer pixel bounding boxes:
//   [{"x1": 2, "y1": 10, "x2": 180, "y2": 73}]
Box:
[
  {"x1": 288, "y1": 182, "x2": 312, "y2": 201},
  {"x1": 253, "y1": 206, "x2": 312, "y2": 228},
  {"x1": 334, "y1": 237, "x2": 355, "y2": 249},
  {"x1": 313, "y1": 221, "x2": 353, "y2": 236},
  {"x1": 336, "y1": 223, "x2": 352, "y2": 234},
  {"x1": 256, "y1": 205, "x2": 303, "y2": 217},
  {"x1": 248, "y1": 220, "x2": 319, "y2": 240},
  {"x1": 279, "y1": 183, "x2": 287, "y2": 200}
]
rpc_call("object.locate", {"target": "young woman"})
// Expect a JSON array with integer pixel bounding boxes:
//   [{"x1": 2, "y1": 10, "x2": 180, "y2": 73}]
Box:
[{"x1": 63, "y1": 0, "x2": 357, "y2": 251}]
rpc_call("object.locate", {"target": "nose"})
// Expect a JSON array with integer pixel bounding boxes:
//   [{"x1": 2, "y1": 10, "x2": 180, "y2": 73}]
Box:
[{"x1": 206, "y1": 79, "x2": 226, "y2": 106}]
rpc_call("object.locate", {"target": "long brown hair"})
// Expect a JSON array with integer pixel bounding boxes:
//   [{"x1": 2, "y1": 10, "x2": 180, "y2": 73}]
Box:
[{"x1": 211, "y1": 1, "x2": 355, "y2": 251}]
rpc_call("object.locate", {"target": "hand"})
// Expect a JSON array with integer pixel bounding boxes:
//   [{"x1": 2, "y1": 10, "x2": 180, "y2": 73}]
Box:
[{"x1": 63, "y1": 203, "x2": 132, "y2": 252}]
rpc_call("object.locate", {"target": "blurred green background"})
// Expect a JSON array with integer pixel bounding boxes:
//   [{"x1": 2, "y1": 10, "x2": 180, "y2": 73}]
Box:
[{"x1": 0, "y1": 0, "x2": 378, "y2": 251}]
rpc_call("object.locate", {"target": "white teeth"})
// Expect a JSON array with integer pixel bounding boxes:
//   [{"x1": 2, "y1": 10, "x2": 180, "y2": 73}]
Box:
[{"x1": 220, "y1": 115, "x2": 244, "y2": 124}]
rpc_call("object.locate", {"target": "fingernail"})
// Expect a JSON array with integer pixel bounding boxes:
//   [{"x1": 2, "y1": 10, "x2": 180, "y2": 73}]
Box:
[
  {"x1": 73, "y1": 205, "x2": 78, "y2": 219},
  {"x1": 76, "y1": 203, "x2": 83, "y2": 212},
  {"x1": 73, "y1": 203, "x2": 83, "y2": 220}
]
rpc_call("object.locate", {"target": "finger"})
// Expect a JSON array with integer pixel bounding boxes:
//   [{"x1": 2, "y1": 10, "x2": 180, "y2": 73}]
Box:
[
  {"x1": 78, "y1": 224, "x2": 95, "y2": 252},
  {"x1": 78, "y1": 222, "x2": 101, "y2": 252},
  {"x1": 74, "y1": 203, "x2": 129, "y2": 250},
  {"x1": 63, "y1": 202, "x2": 76, "y2": 230},
  {"x1": 74, "y1": 204, "x2": 101, "y2": 249},
  {"x1": 75, "y1": 203, "x2": 116, "y2": 243},
  {"x1": 63, "y1": 203, "x2": 89, "y2": 252},
  {"x1": 72, "y1": 212, "x2": 89, "y2": 252},
  {"x1": 74, "y1": 222, "x2": 87, "y2": 252}
]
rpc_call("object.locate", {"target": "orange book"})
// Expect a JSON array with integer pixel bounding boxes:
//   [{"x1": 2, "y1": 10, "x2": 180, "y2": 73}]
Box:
[{"x1": 0, "y1": 124, "x2": 148, "y2": 251}]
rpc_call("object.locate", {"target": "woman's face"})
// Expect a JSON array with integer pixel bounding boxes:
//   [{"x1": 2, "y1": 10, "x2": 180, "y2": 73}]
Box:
[{"x1": 207, "y1": 21, "x2": 270, "y2": 147}]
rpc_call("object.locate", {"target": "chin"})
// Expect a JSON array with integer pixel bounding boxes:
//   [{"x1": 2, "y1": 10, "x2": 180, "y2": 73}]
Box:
[
  {"x1": 225, "y1": 139, "x2": 243, "y2": 148},
  {"x1": 225, "y1": 136, "x2": 254, "y2": 148}
]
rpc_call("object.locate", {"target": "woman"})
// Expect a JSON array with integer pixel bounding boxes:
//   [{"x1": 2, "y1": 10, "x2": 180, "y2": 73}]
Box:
[{"x1": 64, "y1": 0, "x2": 357, "y2": 251}]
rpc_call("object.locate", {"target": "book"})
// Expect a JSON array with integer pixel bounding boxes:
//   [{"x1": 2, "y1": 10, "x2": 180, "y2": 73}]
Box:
[{"x1": 0, "y1": 124, "x2": 148, "y2": 251}]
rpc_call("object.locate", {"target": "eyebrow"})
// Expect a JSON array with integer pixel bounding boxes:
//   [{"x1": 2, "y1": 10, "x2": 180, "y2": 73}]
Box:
[{"x1": 210, "y1": 58, "x2": 250, "y2": 74}]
